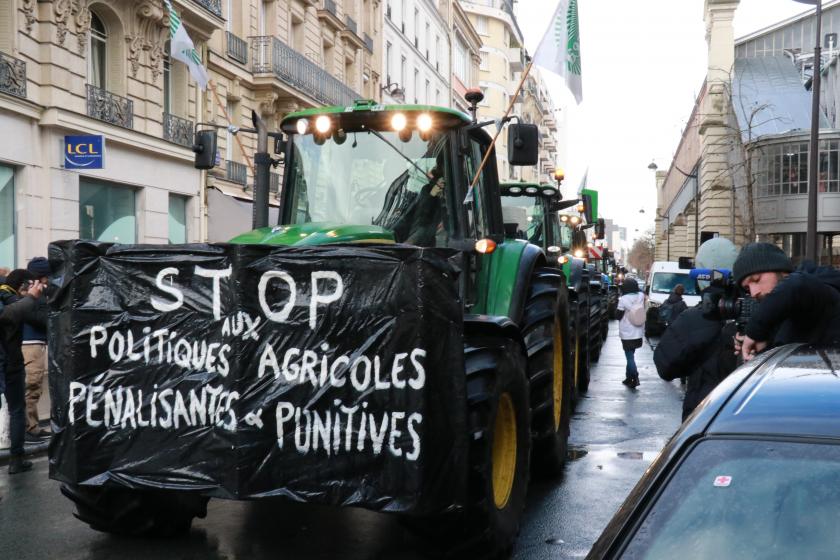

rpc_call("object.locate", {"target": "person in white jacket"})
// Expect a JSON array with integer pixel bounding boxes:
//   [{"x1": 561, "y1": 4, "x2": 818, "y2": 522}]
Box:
[{"x1": 615, "y1": 278, "x2": 646, "y2": 388}]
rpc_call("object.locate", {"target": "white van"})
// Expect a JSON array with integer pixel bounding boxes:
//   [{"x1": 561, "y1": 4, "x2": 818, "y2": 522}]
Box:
[{"x1": 644, "y1": 261, "x2": 700, "y2": 336}]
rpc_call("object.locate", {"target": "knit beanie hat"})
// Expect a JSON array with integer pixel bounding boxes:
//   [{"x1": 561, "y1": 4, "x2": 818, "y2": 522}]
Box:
[
  {"x1": 621, "y1": 277, "x2": 639, "y2": 295},
  {"x1": 27, "y1": 256, "x2": 50, "y2": 277},
  {"x1": 4, "y1": 269, "x2": 34, "y2": 292},
  {"x1": 733, "y1": 243, "x2": 793, "y2": 286}
]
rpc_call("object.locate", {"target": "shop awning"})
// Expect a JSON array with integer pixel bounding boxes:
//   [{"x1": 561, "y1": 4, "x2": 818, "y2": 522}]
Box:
[{"x1": 207, "y1": 185, "x2": 280, "y2": 242}]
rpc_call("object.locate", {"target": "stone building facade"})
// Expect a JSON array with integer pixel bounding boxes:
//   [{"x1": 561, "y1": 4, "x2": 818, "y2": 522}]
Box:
[
  {"x1": 460, "y1": 0, "x2": 559, "y2": 183},
  {"x1": 0, "y1": 0, "x2": 384, "y2": 268}
]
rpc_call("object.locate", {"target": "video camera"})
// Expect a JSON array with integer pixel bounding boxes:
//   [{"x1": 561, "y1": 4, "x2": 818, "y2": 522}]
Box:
[{"x1": 690, "y1": 268, "x2": 758, "y2": 334}]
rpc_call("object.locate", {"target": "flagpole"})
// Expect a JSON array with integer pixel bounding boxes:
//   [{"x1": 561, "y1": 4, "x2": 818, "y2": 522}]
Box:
[
  {"x1": 208, "y1": 80, "x2": 256, "y2": 178},
  {"x1": 468, "y1": 59, "x2": 535, "y2": 191}
]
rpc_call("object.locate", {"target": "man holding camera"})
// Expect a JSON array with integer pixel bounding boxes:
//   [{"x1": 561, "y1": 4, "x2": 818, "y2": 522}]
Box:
[
  {"x1": 734, "y1": 243, "x2": 840, "y2": 360},
  {"x1": 654, "y1": 239, "x2": 740, "y2": 421}
]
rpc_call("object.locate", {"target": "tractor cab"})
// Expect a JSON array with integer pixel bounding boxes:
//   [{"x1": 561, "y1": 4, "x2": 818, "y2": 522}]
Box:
[
  {"x1": 499, "y1": 182, "x2": 563, "y2": 260},
  {"x1": 230, "y1": 99, "x2": 536, "y2": 255}
]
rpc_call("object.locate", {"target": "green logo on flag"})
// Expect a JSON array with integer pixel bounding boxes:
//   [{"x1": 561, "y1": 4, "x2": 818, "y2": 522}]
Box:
[
  {"x1": 552, "y1": 0, "x2": 581, "y2": 76},
  {"x1": 566, "y1": 0, "x2": 581, "y2": 76}
]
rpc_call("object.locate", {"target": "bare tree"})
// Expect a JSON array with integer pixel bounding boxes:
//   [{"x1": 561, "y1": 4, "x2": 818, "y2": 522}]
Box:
[{"x1": 628, "y1": 228, "x2": 656, "y2": 277}]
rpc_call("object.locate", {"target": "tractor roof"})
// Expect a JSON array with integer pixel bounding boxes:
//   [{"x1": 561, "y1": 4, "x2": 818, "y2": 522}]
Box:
[{"x1": 281, "y1": 100, "x2": 471, "y2": 129}]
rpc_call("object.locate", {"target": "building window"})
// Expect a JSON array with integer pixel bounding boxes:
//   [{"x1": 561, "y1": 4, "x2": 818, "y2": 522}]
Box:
[
  {"x1": 79, "y1": 179, "x2": 136, "y2": 243},
  {"x1": 0, "y1": 164, "x2": 14, "y2": 268},
  {"x1": 168, "y1": 194, "x2": 188, "y2": 244},
  {"x1": 425, "y1": 78, "x2": 429, "y2": 103},
  {"x1": 386, "y1": 41, "x2": 392, "y2": 82},
  {"x1": 400, "y1": 55, "x2": 406, "y2": 89},
  {"x1": 226, "y1": 100, "x2": 235, "y2": 161},
  {"x1": 454, "y1": 36, "x2": 467, "y2": 82},
  {"x1": 88, "y1": 12, "x2": 107, "y2": 89},
  {"x1": 163, "y1": 41, "x2": 172, "y2": 114},
  {"x1": 435, "y1": 88, "x2": 440, "y2": 104},
  {"x1": 475, "y1": 16, "x2": 488, "y2": 36},
  {"x1": 480, "y1": 51, "x2": 489, "y2": 71},
  {"x1": 413, "y1": 67, "x2": 418, "y2": 102},
  {"x1": 480, "y1": 86, "x2": 489, "y2": 106}
]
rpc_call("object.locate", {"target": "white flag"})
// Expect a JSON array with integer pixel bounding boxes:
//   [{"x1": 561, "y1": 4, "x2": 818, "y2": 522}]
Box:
[
  {"x1": 163, "y1": 0, "x2": 209, "y2": 90},
  {"x1": 578, "y1": 168, "x2": 588, "y2": 195},
  {"x1": 533, "y1": 0, "x2": 582, "y2": 104}
]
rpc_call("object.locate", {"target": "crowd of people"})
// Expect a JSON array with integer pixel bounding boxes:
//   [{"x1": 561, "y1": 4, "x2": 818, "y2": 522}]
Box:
[{"x1": 0, "y1": 258, "x2": 50, "y2": 476}]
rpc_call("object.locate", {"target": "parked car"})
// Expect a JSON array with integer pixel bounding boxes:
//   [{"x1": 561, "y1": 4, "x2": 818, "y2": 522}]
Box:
[
  {"x1": 644, "y1": 261, "x2": 698, "y2": 337},
  {"x1": 588, "y1": 344, "x2": 840, "y2": 559}
]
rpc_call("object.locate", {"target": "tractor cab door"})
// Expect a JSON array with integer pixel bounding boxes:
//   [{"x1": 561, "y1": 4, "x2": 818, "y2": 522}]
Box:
[{"x1": 456, "y1": 129, "x2": 502, "y2": 311}]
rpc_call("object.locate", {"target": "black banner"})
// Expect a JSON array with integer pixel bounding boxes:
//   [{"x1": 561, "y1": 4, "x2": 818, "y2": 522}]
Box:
[{"x1": 47, "y1": 241, "x2": 467, "y2": 514}]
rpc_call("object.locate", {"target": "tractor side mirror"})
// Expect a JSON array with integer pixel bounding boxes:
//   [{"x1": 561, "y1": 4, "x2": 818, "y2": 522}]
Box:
[
  {"x1": 595, "y1": 218, "x2": 606, "y2": 240},
  {"x1": 678, "y1": 256, "x2": 695, "y2": 270},
  {"x1": 507, "y1": 123, "x2": 539, "y2": 166},
  {"x1": 193, "y1": 129, "x2": 218, "y2": 170}
]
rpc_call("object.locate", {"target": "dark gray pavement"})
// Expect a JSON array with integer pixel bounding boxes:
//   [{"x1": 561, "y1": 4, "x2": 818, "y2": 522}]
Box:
[{"x1": 0, "y1": 323, "x2": 684, "y2": 559}]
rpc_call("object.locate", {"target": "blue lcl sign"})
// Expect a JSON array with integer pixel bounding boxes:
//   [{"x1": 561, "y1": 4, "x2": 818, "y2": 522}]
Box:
[{"x1": 64, "y1": 135, "x2": 104, "y2": 169}]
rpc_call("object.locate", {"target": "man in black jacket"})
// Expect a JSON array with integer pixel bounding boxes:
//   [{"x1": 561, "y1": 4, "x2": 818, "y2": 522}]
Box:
[
  {"x1": 734, "y1": 243, "x2": 840, "y2": 360},
  {"x1": 654, "y1": 238, "x2": 740, "y2": 420},
  {"x1": 0, "y1": 269, "x2": 46, "y2": 474}
]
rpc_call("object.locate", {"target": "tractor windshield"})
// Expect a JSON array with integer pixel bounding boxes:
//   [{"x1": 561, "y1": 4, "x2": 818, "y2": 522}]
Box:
[
  {"x1": 285, "y1": 128, "x2": 451, "y2": 246},
  {"x1": 501, "y1": 196, "x2": 545, "y2": 244}
]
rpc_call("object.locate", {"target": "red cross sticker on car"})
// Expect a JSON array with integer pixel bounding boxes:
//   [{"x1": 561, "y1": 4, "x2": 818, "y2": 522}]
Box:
[{"x1": 713, "y1": 475, "x2": 732, "y2": 487}]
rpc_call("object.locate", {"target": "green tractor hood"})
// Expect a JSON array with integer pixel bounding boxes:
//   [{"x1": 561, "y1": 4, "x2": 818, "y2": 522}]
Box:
[{"x1": 229, "y1": 222, "x2": 396, "y2": 245}]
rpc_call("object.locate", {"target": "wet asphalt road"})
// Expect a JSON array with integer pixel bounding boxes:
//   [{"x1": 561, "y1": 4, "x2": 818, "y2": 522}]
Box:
[{"x1": 0, "y1": 324, "x2": 683, "y2": 559}]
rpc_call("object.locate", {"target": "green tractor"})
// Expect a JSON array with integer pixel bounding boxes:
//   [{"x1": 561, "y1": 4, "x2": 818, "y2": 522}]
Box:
[
  {"x1": 498, "y1": 181, "x2": 602, "y2": 398},
  {"x1": 54, "y1": 96, "x2": 574, "y2": 557}
]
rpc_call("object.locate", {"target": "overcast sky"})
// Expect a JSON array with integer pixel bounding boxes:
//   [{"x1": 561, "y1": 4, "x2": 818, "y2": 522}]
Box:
[{"x1": 514, "y1": 0, "x2": 816, "y2": 244}]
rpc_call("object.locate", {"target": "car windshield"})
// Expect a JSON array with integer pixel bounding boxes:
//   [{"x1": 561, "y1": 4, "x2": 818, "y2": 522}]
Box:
[
  {"x1": 286, "y1": 129, "x2": 450, "y2": 245},
  {"x1": 622, "y1": 438, "x2": 840, "y2": 560},
  {"x1": 651, "y1": 272, "x2": 697, "y2": 295},
  {"x1": 501, "y1": 196, "x2": 544, "y2": 244}
]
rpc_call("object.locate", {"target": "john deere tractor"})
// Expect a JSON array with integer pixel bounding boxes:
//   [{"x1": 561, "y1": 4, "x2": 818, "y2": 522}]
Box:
[
  {"x1": 53, "y1": 95, "x2": 574, "y2": 557},
  {"x1": 498, "y1": 181, "x2": 602, "y2": 399}
]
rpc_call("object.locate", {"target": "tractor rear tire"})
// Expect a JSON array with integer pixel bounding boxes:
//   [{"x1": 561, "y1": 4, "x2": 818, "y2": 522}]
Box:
[
  {"x1": 522, "y1": 268, "x2": 572, "y2": 478},
  {"x1": 61, "y1": 484, "x2": 208, "y2": 537},
  {"x1": 407, "y1": 334, "x2": 530, "y2": 558}
]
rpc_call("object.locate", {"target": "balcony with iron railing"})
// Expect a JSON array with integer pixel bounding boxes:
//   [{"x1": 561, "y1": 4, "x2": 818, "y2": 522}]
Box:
[
  {"x1": 226, "y1": 31, "x2": 248, "y2": 64},
  {"x1": 225, "y1": 160, "x2": 248, "y2": 185},
  {"x1": 163, "y1": 113, "x2": 194, "y2": 148},
  {"x1": 0, "y1": 51, "x2": 27, "y2": 99},
  {"x1": 191, "y1": 0, "x2": 222, "y2": 17},
  {"x1": 86, "y1": 84, "x2": 133, "y2": 128},
  {"x1": 251, "y1": 36, "x2": 361, "y2": 106},
  {"x1": 318, "y1": 0, "x2": 342, "y2": 29},
  {"x1": 346, "y1": 16, "x2": 357, "y2": 35},
  {"x1": 270, "y1": 172, "x2": 281, "y2": 195}
]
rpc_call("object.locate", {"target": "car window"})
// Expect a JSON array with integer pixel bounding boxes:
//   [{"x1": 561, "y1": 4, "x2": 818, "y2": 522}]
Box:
[
  {"x1": 622, "y1": 438, "x2": 840, "y2": 560},
  {"x1": 650, "y1": 272, "x2": 697, "y2": 295}
]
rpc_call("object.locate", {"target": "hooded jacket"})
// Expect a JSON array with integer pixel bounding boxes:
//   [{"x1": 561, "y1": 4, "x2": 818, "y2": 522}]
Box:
[
  {"x1": 654, "y1": 303, "x2": 738, "y2": 420},
  {"x1": 745, "y1": 270, "x2": 840, "y2": 347}
]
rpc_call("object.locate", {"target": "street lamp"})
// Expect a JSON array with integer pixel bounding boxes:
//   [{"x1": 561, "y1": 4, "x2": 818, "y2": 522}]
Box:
[{"x1": 794, "y1": 0, "x2": 823, "y2": 262}]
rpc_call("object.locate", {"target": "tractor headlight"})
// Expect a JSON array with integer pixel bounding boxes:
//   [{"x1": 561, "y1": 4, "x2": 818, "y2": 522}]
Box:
[
  {"x1": 315, "y1": 115, "x2": 332, "y2": 134},
  {"x1": 391, "y1": 112, "x2": 407, "y2": 132}
]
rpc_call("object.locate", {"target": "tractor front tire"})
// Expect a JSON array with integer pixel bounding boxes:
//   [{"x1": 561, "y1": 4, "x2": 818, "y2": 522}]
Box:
[
  {"x1": 408, "y1": 333, "x2": 530, "y2": 558},
  {"x1": 522, "y1": 268, "x2": 573, "y2": 478},
  {"x1": 61, "y1": 484, "x2": 209, "y2": 537}
]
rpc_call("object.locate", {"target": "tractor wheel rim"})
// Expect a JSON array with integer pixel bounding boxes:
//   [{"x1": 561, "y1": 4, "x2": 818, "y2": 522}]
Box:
[
  {"x1": 492, "y1": 392, "x2": 517, "y2": 510},
  {"x1": 553, "y1": 316, "x2": 564, "y2": 431}
]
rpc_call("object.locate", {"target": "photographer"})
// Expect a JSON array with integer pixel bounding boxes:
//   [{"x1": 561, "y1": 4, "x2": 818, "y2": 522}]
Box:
[
  {"x1": 734, "y1": 243, "x2": 840, "y2": 360},
  {"x1": 654, "y1": 239, "x2": 739, "y2": 421}
]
